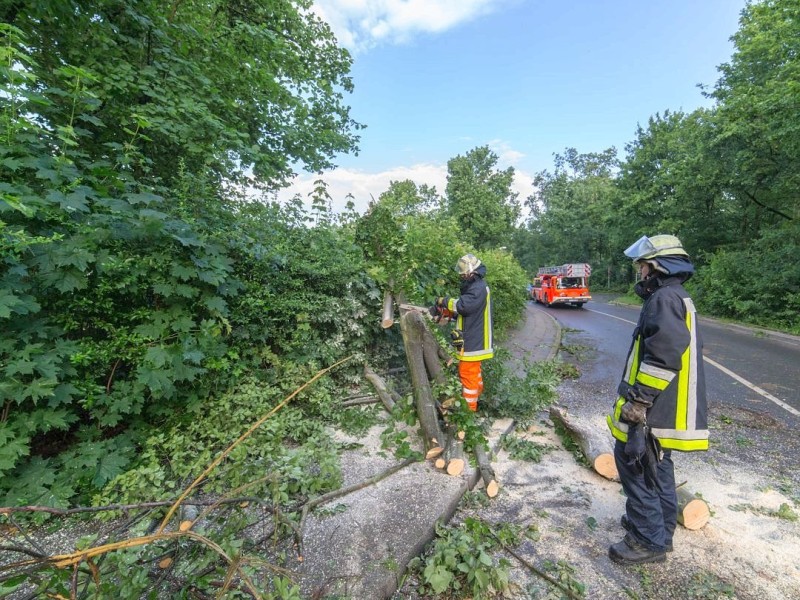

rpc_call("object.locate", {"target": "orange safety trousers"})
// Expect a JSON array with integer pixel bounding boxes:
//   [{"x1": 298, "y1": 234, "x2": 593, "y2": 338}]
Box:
[{"x1": 458, "y1": 360, "x2": 484, "y2": 412}]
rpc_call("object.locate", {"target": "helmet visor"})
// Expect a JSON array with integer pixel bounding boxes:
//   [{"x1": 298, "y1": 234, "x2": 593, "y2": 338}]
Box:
[{"x1": 623, "y1": 236, "x2": 656, "y2": 261}]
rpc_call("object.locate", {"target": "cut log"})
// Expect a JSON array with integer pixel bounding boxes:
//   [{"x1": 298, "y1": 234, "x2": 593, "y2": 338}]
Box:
[
  {"x1": 474, "y1": 443, "x2": 499, "y2": 498},
  {"x1": 363, "y1": 364, "x2": 396, "y2": 414},
  {"x1": 676, "y1": 486, "x2": 710, "y2": 530},
  {"x1": 399, "y1": 311, "x2": 444, "y2": 458},
  {"x1": 446, "y1": 439, "x2": 465, "y2": 477},
  {"x1": 549, "y1": 405, "x2": 619, "y2": 481},
  {"x1": 381, "y1": 290, "x2": 394, "y2": 329}
]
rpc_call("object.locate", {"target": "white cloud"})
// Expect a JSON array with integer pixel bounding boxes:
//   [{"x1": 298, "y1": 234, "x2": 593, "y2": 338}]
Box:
[
  {"x1": 276, "y1": 163, "x2": 449, "y2": 214},
  {"x1": 276, "y1": 156, "x2": 536, "y2": 216},
  {"x1": 312, "y1": 0, "x2": 508, "y2": 52}
]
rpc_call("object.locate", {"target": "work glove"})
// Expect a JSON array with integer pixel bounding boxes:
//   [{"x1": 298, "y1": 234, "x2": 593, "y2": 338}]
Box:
[
  {"x1": 620, "y1": 389, "x2": 651, "y2": 425},
  {"x1": 428, "y1": 304, "x2": 442, "y2": 318},
  {"x1": 450, "y1": 329, "x2": 464, "y2": 350},
  {"x1": 436, "y1": 297, "x2": 447, "y2": 308}
]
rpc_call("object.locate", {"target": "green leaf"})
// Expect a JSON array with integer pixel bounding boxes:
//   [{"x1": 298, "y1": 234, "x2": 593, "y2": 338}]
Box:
[
  {"x1": 92, "y1": 451, "x2": 130, "y2": 488},
  {"x1": 426, "y1": 566, "x2": 452, "y2": 594},
  {"x1": 144, "y1": 346, "x2": 170, "y2": 368},
  {"x1": 0, "y1": 425, "x2": 30, "y2": 474},
  {"x1": 4, "y1": 357, "x2": 36, "y2": 376},
  {"x1": 203, "y1": 296, "x2": 228, "y2": 315}
]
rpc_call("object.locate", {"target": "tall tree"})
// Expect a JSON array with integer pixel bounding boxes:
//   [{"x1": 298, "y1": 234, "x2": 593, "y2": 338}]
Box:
[
  {"x1": 617, "y1": 109, "x2": 736, "y2": 257},
  {"x1": 526, "y1": 148, "x2": 620, "y2": 282},
  {"x1": 445, "y1": 146, "x2": 520, "y2": 250},
  {"x1": 3, "y1": 0, "x2": 362, "y2": 192},
  {"x1": 710, "y1": 0, "x2": 800, "y2": 229}
]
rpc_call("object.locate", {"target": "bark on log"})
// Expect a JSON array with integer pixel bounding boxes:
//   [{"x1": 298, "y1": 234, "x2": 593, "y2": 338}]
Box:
[
  {"x1": 363, "y1": 364, "x2": 396, "y2": 413},
  {"x1": 549, "y1": 405, "x2": 619, "y2": 481},
  {"x1": 676, "y1": 486, "x2": 710, "y2": 530},
  {"x1": 341, "y1": 397, "x2": 378, "y2": 408},
  {"x1": 381, "y1": 290, "x2": 394, "y2": 329},
  {"x1": 397, "y1": 303, "x2": 454, "y2": 368},
  {"x1": 474, "y1": 443, "x2": 499, "y2": 498},
  {"x1": 421, "y1": 324, "x2": 446, "y2": 385},
  {"x1": 399, "y1": 311, "x2": 444, "y2": 458}
]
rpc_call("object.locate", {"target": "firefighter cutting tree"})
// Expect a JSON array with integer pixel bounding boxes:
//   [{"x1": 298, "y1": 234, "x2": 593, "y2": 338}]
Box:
[
  {"x1": 532, "y1": 263, "x2": 592, "y2": 308},
  {"x1": 430, "y1": 253, "x2": 494, "y2": 412}
]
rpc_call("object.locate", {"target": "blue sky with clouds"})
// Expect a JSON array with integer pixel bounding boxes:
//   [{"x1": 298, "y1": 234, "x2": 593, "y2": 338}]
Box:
[{"x1": 279, "y1": 0, "x2": 747, "y2": 213}]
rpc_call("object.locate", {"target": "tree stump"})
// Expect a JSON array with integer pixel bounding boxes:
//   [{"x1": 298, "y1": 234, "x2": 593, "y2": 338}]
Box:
[{"x1": 549, "y1": 405, "x2": 618, "y2": 481}]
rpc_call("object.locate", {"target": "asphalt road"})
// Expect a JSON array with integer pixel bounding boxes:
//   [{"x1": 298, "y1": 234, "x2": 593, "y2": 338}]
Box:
[{"x1": 538, "y1": 294, "x2": 800, "y2": 428}]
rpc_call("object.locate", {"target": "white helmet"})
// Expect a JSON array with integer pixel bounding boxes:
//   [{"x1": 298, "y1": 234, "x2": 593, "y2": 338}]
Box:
[
  {"x1": 455, "y1": 253, "x2": 481, "y2": 276},
  {"x1": 624, "y1": 235, "x2": 688, "y2": 262}
]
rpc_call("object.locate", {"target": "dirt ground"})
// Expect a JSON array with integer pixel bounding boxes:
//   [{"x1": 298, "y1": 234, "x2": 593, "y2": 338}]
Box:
[{"x1": 395, "y1": 323, "x2": 800, "y2": 600}]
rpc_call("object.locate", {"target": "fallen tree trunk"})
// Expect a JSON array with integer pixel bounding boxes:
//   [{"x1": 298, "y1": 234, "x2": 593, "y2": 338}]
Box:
[
  {"x1": 363, "y1": 364, "x2": 398, "y2": 413},
  {"x1": 549, "y1": 405, "x2": 618, "y2": 481},
  {"x1": 400, "y1": 311, "x2": 444, "y2": 459},
  {"x1": 676, "y1": 485, "x2": 710, "y2": 530},
  {"x1": 474, "y1": 443, "x2": 499, "y2": 498},
  {"x1": 398, "y1": 303, "x2": 453, "y2": 371}
]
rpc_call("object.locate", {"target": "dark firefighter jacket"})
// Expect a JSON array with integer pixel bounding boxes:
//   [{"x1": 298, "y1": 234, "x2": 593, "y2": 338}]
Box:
[
  {"x1": 607, "y1": 276, "x2": 709, "y2": 451},
  {"x1": 445, "y1": 264, "x2": 494, "y2": 362}
]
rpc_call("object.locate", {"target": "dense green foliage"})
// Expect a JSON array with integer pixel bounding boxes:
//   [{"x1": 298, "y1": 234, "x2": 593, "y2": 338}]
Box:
[{"x1": 0, "y1": 0, "x2": 366, "y2": 510}]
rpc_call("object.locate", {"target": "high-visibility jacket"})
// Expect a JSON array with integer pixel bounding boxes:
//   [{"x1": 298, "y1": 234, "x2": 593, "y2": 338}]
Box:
[
  {"x1": 445, "y1": 265, "x2": 494, "y2": 362},
  {"x1": 607, "y1": 277, "x2": 708, "y2": 451}
]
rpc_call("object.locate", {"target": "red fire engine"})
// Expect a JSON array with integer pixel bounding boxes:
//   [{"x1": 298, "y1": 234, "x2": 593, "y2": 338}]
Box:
[{"x1": 531, "y1": 263, "x2": 592, "y2": 308}]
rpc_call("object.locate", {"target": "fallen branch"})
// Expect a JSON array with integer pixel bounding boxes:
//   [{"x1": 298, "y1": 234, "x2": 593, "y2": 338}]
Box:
[
  {"x1": 382, "y1": 290, "x2": 394, "y2": 328},
  {"x1": 363, "y1": 364, "x2": 398, "y2": 413},
  {"x1": 474, "y1": 443, "x2": 499, "y2": 498},
  {"x1": 341, "y1": 396, "x2": 379, "y2": 408},
  {"x1": 549, "y1": 405, "x2": 618, "y2": 481},
  {"x1": 0, "y1": 497, "x2": 267, "y2": 517},
  {"x1": 297, "y1": 457, "x2": 417, "y2": 558},
  {"x1": 157, "y1": 355, "x2": 354, "y2": 534},
  {"x1": 494, "y1": 535, "x2": 584, "y2": 600}
]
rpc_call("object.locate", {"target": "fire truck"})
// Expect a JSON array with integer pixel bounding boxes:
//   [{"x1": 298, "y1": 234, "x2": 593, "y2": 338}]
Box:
[{"x1": 531, "y1": 263, "x2": 592, "y2": 308}]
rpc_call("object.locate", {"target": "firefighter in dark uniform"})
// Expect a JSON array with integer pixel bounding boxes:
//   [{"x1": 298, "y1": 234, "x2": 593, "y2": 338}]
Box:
[
  {"x1": 607, "y1": 235, "x2": 709, "y2": 565},
  {"x1": 432, "y1": 253, "x2": 494, "y2": 412}
]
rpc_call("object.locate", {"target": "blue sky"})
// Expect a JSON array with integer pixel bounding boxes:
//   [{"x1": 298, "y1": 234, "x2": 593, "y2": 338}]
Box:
[{"x1": 279, "y1": 0, "x2": 747, "y2": 213}]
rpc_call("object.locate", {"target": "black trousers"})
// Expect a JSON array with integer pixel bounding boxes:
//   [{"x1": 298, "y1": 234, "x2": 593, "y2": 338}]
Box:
[{"x1": 614, "y1": 439, "x2": 677, "y2": 552}]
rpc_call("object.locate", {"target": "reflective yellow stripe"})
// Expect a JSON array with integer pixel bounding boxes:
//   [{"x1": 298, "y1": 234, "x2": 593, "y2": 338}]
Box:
[
  {"x1": 626, "y1": 337, "x2": 640, "y2": 385},
  {"x1": 483, "y1": 288, "x2": 492, "y2": 349},
  {"x1": 636, "y1": 371, "x2": 669, "y2": 390},
  {"x1": 657, "y1": 437, "x2": 709, "y2": 451},
  {"x1": 675, "y1": 305, "x2": 693, "y2": 430}
]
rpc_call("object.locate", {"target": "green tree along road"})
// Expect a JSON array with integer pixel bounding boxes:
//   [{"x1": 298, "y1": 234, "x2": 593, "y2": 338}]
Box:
[{"x1": 1, "y1": 0, "x2": 799, "y2": 597}]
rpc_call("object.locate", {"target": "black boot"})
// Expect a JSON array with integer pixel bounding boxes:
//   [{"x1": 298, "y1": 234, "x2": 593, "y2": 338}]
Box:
[
  {"x1": 609, "y1": 533, "x2": 666, "y2": 565},
  {"x1": 620, "y1": 515, "x2": 673, "y2": 552}
]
